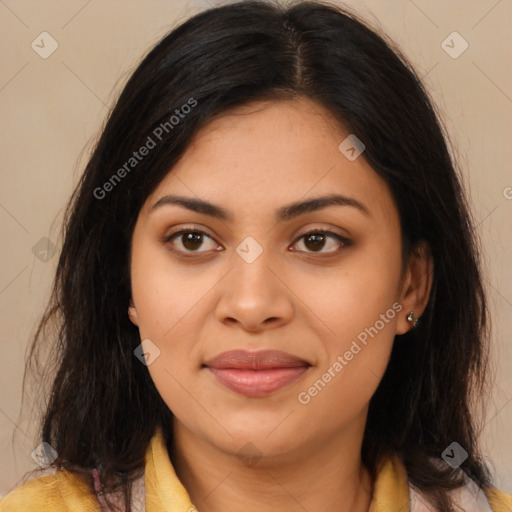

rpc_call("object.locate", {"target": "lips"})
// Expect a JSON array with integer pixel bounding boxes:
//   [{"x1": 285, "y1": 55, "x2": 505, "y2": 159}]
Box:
[
  {"x1": 204, "y1": 349, "x2": 309, "y2": 370},
  {"x1": 204, "y1": 350, "x2": 310, "y2": 397}
]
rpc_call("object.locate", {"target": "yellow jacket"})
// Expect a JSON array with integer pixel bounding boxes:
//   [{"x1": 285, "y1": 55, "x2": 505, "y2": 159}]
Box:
[{"x1": 1, "y1": 428, "x2": 511, "y2": 511}]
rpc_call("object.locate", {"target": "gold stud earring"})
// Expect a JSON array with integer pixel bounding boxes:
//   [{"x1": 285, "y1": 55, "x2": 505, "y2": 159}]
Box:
[{"x1": 406, "y1": 311, "x2": 419, "y2": 327}]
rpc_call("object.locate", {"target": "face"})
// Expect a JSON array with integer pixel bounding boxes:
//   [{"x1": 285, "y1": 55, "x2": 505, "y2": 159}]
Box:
[{"x1": 129, "y1": 97, "x2": 429, "y2": 462}]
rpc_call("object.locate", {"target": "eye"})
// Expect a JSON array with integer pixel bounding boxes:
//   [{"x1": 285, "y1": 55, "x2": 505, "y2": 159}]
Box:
[
  {"x1": 163, "y1": 228, "x2": 221, "y2": 256},
  {"x1": 162, "y1": 227, "x2": 352, "y2": 257},
  {"x1": 291, "y1": 229, "x2": 352, "y2": 254}
]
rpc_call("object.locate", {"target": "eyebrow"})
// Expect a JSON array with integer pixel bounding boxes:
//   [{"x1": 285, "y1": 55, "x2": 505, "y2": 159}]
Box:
[{"x1": 150, "y1": 193, "x2": 371, "y2": 222}]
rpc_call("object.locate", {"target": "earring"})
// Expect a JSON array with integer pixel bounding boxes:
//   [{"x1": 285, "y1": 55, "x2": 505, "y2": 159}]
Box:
[{"x1": 406, "y1": 311, "x2": 419, "y2": 327}]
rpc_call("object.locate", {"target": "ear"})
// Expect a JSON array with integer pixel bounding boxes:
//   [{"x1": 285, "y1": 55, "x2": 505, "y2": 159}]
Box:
[
  {"x1": 396, "y1": 240, "x2": 433, "y2": 334},
  {"x1": 128, "y1": 299, "x2": 139, "y2": 326}
]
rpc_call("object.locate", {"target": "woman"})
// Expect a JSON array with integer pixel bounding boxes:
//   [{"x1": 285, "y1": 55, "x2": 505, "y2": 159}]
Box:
[{"x1": 1, "y1": 1, "x2": 510, "y2": 511}]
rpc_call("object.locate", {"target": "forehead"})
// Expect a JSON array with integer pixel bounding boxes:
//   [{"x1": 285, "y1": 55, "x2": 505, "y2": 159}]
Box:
[{"x1": 144, "y1": 98, "x2": 398, "y2": 228}]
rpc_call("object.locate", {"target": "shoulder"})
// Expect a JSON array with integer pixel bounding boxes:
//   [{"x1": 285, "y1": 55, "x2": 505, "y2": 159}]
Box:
[{"x1": 0, "y1": 470, "x2": 100, "y2": 512}]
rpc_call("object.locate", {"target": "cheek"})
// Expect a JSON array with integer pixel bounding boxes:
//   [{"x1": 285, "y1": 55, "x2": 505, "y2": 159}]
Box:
[
  {"x1": 305, "y1": 241, "x2": 402, "y2": 347},
  {"x1": 296, "y1": 308, "x2": 398, "y2": 431},
  {"x1": 130, "y1": 242, "x2": 213, "y2": 339}
]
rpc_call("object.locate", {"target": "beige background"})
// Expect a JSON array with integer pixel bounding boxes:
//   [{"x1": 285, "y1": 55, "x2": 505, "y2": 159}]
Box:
[{"x1": 1, "y1": 0, "x2": 511, "y2": 498}]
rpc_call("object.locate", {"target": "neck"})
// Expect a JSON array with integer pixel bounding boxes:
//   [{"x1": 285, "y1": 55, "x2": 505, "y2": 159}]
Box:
[{"x1": 169, "y1": 417, "x2": 373, "y2": 512}]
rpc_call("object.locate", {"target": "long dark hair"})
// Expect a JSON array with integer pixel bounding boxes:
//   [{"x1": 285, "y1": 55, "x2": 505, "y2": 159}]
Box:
[{"x1": 24, "y1": 1, "x2": 494, "y2": 510}]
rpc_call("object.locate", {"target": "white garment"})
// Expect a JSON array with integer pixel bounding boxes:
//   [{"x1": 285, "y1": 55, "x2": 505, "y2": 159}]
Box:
[{"x1": 410, "y1": 478, "x2": 494, "y2": 512}]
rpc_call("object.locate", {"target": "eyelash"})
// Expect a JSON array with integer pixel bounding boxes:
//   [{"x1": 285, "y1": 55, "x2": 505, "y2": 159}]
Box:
[{"x1": 161, "y1": 226, "x2": 352, "y2": 258}]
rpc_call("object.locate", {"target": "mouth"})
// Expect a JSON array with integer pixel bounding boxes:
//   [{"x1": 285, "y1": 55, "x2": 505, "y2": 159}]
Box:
[{"x1": 203, "y1": 349, "x2": 311, "y2": 398}]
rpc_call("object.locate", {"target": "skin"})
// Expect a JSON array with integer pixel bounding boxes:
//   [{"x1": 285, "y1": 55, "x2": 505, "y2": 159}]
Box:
[{"x1": 128, "y1": 97, "x2": 433, "y2": 512}]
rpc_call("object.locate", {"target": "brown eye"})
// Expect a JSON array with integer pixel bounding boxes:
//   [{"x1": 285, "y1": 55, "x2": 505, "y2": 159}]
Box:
[
  {"x1": 292, "y1": 229, "x2": 351, "y2": 254},
  {"x1": 164, "y1": 229, "x2": 219, "y2": 254},
  {"x1": 303, "y1": 233, "x2": 328, "y2": 251},
  {"x1": 180, "y1": 232, "x2": 205, "y2": 251}
]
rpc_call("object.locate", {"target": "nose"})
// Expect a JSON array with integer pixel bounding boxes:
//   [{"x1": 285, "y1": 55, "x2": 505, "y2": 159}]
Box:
[{"x1": 214, "y1": 248, "x2": 294, "y2": 333}]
